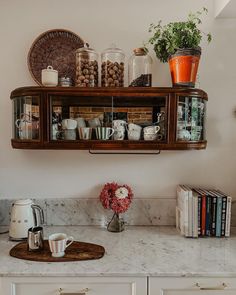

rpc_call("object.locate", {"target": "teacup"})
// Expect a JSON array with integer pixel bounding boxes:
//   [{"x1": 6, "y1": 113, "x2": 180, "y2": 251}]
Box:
[
  {"x1": 78, "y1": 127, "x2": 93, "y2": 140},
  {"x1": 113, "y1": 127, "x2": 126, "y2": 140},
  {"x1": 75, "y1": 117, "x2": 86, "y2": 128},
  {"x1": 112, "y1": 120, "x2": 127, "y2": 129},
  {"x1": 62, "y1": 119, "x2": 77, "y2": 130},
  {"x1": 88, "y1": 117, "x2": 101, "y2": 128},
  {"x1": 143, "y1": 126, "x2": 160, "y2": 134},
  {"x1": 144, "y1": 133, "x2": 162, "y2": 141},
  {"x1": 128, "y1": 129, "x2": 141, "y2": 141},
  {"x1": 95, "y1": 127, "x2": 114, "y2": 140},
  {"x1": 48, "y1": 233, "x2": 74, "y2": 258},
  {"x1": 64, "y1": 129, "x2": 77, "y2": 140},
  {"x1": 178, "y1": 129, "x2": 191, "y2": 141}
]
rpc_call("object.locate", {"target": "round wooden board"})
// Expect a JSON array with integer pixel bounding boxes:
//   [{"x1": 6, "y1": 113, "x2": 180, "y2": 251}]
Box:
[{"x1": 10, "y1": 240, "x2": 105, "y2": 262}]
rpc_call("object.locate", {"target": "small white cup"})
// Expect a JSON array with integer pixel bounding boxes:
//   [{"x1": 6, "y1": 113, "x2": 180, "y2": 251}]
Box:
[
  {"x1": 48, "y1": 233, "x2": 74, "y2": 258},
  {"x1": 143, "y1": 126, "x2": 160, "y2": 134},
  {"x1": 41, "y1": 66, "x2": 58, "y2": 87},
  {"x1": 62, "y1": 119, "x2": 77, "y2": 130},
  {"x1": 88, "y1": 117, "x2": 101, "y2": 128},
  {"x1": 75, "y1": 117, "x2": 86, "y2": 128}
]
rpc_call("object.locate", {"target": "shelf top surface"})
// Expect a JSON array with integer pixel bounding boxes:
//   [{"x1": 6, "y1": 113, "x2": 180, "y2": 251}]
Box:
[{"x1": 11, "y1": 86, "x2": 208, "y2": 99}]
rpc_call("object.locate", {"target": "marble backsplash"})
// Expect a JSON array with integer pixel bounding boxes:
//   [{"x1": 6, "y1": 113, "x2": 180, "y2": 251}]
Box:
[
  {"x1": 0, "y1": 198, "x2": 176, "y2": 227},
  {"x1": 1, "y1": 197, "x2": 236, "y2": 227}
]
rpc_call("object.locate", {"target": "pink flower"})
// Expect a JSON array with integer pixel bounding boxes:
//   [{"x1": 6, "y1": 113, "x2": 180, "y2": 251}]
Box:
[{"x1": 99, "y1": 182, "x2": 133, "y2": 214}]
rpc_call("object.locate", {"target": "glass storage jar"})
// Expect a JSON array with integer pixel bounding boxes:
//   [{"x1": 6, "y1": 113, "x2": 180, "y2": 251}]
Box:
[
  {"x1": 128, "y1": 48, "x2": 152, "y2": 87},
  {"x1": 75, "y1": 44, "x2": 98, "y2": 87},
  {"x1": 101, "y1": 45, "x2": 125, "y2": 87}
]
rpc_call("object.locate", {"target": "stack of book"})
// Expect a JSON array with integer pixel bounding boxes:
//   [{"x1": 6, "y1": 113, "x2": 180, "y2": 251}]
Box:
[{"x1": 176, "y1": 185, "x2": 232, "y2": 238}]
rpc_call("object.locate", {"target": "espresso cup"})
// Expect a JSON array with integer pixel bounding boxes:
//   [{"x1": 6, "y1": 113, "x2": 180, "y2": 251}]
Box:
[
  {"x1": 41, "y1": 66, "x2": 58, "y2": 87},
  {"x1": 95, "y1": 127, "x2": 114, "y2": 140},
  {"x1": 62, "y1": 119, "x2": 77, "y2": 130},
  {"x1": 78, "y1": 127, "x2": 92, "y2": 140},
  {"x1": 48, "y1": 233, "x2": 74, "y2": 258}
]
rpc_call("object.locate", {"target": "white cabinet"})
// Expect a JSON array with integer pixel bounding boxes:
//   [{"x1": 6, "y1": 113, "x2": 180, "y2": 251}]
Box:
[
  {"x1": 149, "y1": 277, "x2": 236, "y2": 295},
  {"x1": 1, "y1": 276, "x2": 147, "y2": 295}
]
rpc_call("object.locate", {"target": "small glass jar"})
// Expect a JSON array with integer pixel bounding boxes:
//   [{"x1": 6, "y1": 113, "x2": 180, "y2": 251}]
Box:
[
  {"x1": 101, "y1": 45, "x2": 125, "y2": 87},
  {"x1": 75, "y1": 44, "x2": 98, "y2": 87},
  {"x1": 128, "y1": 48, "x2": 152, "y2": 87}
]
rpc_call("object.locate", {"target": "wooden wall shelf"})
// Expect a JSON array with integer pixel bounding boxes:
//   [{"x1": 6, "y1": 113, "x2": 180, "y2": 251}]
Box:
[{"x1": 11, "y1": 87, "x2": 208, "y2": 151}]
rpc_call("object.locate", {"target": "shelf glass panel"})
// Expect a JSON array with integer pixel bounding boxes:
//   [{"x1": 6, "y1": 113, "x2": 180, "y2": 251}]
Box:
[
  {"x1": 49, "y1": 95, "x2": 167, "y2": 142},
  {"x1": 177, "y1": 96, "x2": 206, "y2": 141},
  {"x1": 12, "y1": 96, "x2": 40, "y2": 140}
]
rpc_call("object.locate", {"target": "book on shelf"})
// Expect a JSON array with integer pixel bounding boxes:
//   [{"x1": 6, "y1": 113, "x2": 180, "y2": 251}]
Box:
[{"x1": 176, "y1": 185, "x2": 232, "y2": 238}]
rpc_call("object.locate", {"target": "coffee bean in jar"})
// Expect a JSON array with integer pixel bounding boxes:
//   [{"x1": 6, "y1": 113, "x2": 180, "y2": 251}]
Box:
[
  {"x1": 101, "y1": 45, "x2": 125, "y2": 87},
  {"x1": 76, "y1": 44, "x2": 98, "y2": 87}
]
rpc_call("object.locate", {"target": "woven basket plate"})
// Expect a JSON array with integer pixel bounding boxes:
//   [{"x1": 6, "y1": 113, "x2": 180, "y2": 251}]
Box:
[{"x1": 27, "y1": 29, "x2": 84, "y2": 85}]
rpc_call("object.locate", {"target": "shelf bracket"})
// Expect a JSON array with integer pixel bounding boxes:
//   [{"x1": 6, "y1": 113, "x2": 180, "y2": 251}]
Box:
[{"x1": 89, "y1": 150, "x2": 161, "y2": 155}]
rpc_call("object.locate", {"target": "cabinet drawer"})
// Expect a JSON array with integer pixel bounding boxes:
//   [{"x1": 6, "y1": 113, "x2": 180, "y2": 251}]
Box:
[
  {"x1": 149, "y1": 277, "x2": 236, "y2": 295},
  {"x1": 2, "y1": 277, "x2": 147, "y2": 295}
]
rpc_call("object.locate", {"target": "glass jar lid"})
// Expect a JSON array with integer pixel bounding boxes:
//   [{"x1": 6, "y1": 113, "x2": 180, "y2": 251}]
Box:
[
  {"x1": 76, "y1": 43, "x2": 97, "y2": 55},
  {"x1": 133, "y1": 47, "x2": 147, "y2": 56},
  {"x1": 102, "y1": 44, "x2": 125, "y2": 58}
]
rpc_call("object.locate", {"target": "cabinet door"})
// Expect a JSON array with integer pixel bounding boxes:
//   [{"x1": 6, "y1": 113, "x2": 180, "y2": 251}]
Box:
[
  {"x1": 149, "y1": 277, "x2": 236, "y2": 295},
  {"x1": 2, "y1": 276, "x2": 147, "y2": 295}
]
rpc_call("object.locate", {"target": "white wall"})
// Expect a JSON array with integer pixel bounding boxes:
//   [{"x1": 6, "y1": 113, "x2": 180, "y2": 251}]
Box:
[{"x1": 0, "y1": 0, "x2": 236, "y2": 199}]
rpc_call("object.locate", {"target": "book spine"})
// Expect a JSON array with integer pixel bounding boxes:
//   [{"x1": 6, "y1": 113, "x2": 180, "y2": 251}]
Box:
[
  {"x1": 206, "y1": 196, "x2": 212, "y2": 236},
  {"x1": 198, "y1": 196, "x2": 202, "y2": 236},
  {"x1": 193, "y1": 196, "x2": 198, "y2": 238},
  {"x1": 221, "y1": 196, "x2": 227, "y2": 236},
  {"x1": 216, "y1": 196, "x2": 222, "y2": 237},
  {"x1": 211, "y1": 196, "x2": 217, "y2": 236},
  {"x1": 201, "y1": 195, "x2": 206, "y2": 236},
  {"x1": 225, "y1": 197, "x2": 232, "y2": 237}
]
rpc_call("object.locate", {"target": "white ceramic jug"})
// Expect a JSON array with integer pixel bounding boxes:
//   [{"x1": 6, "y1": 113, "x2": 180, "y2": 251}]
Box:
[{"x1": 9, "y1": 199, "x2": 44, "y2": 240}]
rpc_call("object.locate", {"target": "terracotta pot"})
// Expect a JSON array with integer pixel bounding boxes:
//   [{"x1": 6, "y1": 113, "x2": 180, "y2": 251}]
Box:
[{"x1": 168, "y1": 48, "x2": 201, "y2": 87}]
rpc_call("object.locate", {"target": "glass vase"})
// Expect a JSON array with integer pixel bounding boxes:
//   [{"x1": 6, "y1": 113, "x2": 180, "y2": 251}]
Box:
[{"x1": 107, "y1": 213, "x2": 125, "y2": 232}]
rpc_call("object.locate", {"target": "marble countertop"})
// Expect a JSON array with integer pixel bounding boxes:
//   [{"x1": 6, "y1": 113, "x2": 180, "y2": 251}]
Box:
[{"x1": 0, "y1": 226, "x2": 236, "y2": 277}]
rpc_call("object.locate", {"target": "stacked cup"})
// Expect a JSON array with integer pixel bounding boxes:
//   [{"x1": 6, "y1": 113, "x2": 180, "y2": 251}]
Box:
[{"x1": 112, "y1": 120, "x2": 127, "y2": 140}]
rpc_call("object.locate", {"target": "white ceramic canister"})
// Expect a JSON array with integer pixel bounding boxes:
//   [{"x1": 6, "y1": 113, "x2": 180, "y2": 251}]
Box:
[{"x1": 41, "y1": 66, "x2": 58, "y2": 87}]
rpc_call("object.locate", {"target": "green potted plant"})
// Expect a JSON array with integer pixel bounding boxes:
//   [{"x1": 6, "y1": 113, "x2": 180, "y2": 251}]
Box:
[{"x1": 147, "y1": 7, "x2": 212, "y2": 87}]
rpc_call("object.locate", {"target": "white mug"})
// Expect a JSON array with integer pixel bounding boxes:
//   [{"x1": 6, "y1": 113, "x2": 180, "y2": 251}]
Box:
[
  {"x1": 41, "y1": 66, "x2": 58, "y2": 87},
  {"x1": 128, "y1": 123, "x2": 142, "y2": 132},
  {"x1": 113, "y1": 127, "x2": 126, "y2": 140},
  {"x1": 112, "y1": 120, "x2": 127, "y2": 129},
  {"x1": 48, "y1": 233, "x2": 74, "y2": 258},
  {"x1": 62, "y1": 119, "x2": 77, "y2": 130},
  {"x1": 75, "y1": 117, "x2": 86, "y2": 128},
  {"x1": 88, "y1": 117, "x2": 101, "y2": 128},
  {"x1": 128, "y1": 129, "x2": 141, "y2": 140}
]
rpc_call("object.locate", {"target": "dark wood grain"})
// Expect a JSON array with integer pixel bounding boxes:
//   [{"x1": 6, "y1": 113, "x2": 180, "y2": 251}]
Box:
[{"x1": 10, "y1": 240, "x2": 105, "y2": 262}]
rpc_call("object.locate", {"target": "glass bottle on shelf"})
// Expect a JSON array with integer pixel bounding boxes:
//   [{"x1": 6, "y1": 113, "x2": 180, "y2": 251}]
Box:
[
  {"x1": 101, "y1": 45, "x2": 125, "y2": 87},
  {"x1": 128, "y1": 48, "x2": 152, "y2": 87},
  {"x1": 75, "y1": 43, "x2": 98, "y2": 87}
]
